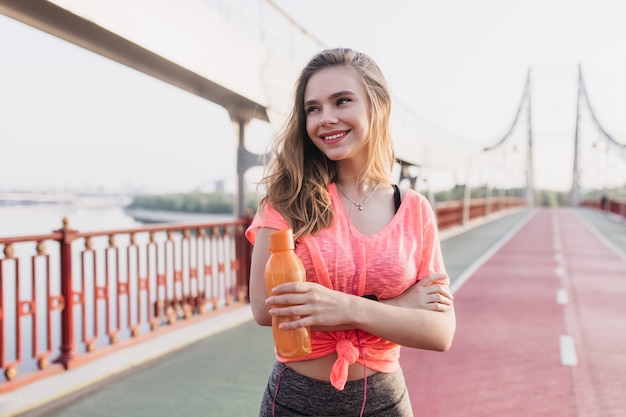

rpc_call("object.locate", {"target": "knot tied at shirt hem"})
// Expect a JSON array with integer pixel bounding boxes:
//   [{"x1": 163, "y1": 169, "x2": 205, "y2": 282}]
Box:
[{"x1": 330, "y1": 339, "x2": 360, "y2": 390}]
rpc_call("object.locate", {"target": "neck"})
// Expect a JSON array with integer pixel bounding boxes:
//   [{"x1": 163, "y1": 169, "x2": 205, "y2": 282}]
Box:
[
  {"x1": 335, "y1": 178, "x2": 378, "y2": 193},
  {"x1": 335, "y1": 157, "x2": 367, "y2": 183}
]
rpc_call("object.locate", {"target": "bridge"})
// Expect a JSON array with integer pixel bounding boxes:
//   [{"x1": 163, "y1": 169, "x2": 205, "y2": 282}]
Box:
[
  {"x1": 1, "y1": 208, "x2": 624, "y2": 416},
  {"x1": 1, "y1": 1, "x2": 626, "y2": 416}
]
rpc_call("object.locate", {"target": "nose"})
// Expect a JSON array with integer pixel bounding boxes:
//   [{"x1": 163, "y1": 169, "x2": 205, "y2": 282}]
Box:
[{"x1": 319, "y1": 106, "x2": 338, "y2": 126}]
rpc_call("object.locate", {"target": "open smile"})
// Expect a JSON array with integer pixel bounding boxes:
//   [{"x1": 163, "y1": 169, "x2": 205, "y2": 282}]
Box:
[{"x1": 320, "y1": 130, "x2": 349, "y2": 141}]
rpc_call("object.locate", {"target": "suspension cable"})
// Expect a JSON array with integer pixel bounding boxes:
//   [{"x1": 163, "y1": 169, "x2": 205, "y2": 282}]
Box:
[
  {"x1": 578, "y1": 65, "x2": 626, "y2": 150},
  {"x1": 482, "y1": 68, "x2": 531, "y2": 152}
]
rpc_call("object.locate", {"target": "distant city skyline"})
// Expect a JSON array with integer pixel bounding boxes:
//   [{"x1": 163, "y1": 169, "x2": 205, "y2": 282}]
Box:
[{"x1": 1, "y1": 0, "x2": 625, "y2": 194}]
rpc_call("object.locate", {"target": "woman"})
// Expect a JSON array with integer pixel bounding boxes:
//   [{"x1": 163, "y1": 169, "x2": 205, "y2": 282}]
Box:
[{"x1": 246, "y1": 48, "x2": 455, "y2": 417}]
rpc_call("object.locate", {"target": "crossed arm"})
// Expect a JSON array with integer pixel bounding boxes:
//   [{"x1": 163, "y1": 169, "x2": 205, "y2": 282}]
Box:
[{"x1": 249, "y1": 228, "x2": 456, "y2": 352}]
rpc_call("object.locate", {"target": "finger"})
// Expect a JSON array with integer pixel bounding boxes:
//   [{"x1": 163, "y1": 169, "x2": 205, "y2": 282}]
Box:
[
  {"x1": 431, "y1": 293, "x2": 453, "y2": 306},
  {"x1": 266, "y1": 292, "x2": 308, "y2": 306},
  {"x1": 418, "y1": 273, "x2": 449, "y2": 286},
  {"x1": 276, "y1": 315, "x2": 312, "y2": 330},
  {"x1": 429, "y1": 284, "x2": 454, "y2": 300},
  {"x1": 269, "y1": 304, "x2": 306, "y2": 317},
  {"x1": 271, "y1": 281, "x2": 311, "y2": 295},
  {"x1": 422, "y1": 302, "x2": 449, "y2": 312},
  {"x1": 431, "y1": 302, "x2": 452, "y2": 312}
]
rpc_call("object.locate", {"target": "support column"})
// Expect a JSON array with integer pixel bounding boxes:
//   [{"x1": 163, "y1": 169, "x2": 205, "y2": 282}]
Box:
[
  {"x1": 462, "y1": 157, "x2": 474, "y2": 225},
  {"x1": 233, "y1": 117, "x2": 250, "y2": 218},
  {"x1": 571, "y1": 65, "x2": 583, "y2": 206},
  {"x1": 397, "y1": 159, "x2": 419, "y2": 189},
  {"x1": 525, "y1": 68, "x2": 535, "y2": 208},
  {"x1": 230, "y1": 111, "x2": 265, "y2": 218}
]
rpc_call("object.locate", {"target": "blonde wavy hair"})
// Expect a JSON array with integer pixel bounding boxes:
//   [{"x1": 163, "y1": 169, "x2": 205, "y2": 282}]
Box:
[{"x1": 259, "y1": 47, "x2": 395, "y2": 240}]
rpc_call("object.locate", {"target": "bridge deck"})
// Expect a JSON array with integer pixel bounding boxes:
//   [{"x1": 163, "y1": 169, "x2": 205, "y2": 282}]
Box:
[
  {"x1": 404, "y1": 208, "x2": 626, "y2": 416},
  {"x1": 3, "y1": 208, "x2": 625, "y2": 417}
]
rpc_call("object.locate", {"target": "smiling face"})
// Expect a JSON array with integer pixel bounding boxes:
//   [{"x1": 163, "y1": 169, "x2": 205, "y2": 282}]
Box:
[{"x1": 304, "y1": 66, "x2": 371, "y2": 168}]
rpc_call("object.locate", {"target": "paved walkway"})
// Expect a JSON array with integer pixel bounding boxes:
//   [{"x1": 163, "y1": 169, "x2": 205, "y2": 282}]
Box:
[
  {"x1": 3, "y1": 207, "x2": 625, "y2": 416},
  {"x1": 403, "y1": 208, "x2": 626, "y2": 416}
]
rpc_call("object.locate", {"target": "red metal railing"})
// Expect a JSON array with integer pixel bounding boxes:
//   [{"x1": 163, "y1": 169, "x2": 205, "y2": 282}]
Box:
[
  {"x1": 0, "y1": 217, "x2": 252, "y2": 393},
  {"x1": 580, "y1": 198, "x2": 626, "y2": 220},
  {"x1": 0, "y1": 197, "x2": 526, "y2": 393},
  {"x1": 435, "y1": 197, "x2": 526, "y2": 230}
]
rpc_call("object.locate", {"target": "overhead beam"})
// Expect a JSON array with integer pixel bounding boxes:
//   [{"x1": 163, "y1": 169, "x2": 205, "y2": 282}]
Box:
[{"x1": 0, "y1": 0, "x2": 268, "y2": 122}]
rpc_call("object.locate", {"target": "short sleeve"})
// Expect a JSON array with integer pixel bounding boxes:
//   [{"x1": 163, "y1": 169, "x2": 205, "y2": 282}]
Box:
[
  {"x1": 245, "y1": 203, "x2": 290, "y2": 244},
  {"x1": 417, "y1": 197, "x2": 448, "y2": 282}
]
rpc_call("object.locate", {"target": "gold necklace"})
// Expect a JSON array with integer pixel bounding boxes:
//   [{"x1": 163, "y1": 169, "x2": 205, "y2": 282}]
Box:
[{"x1": 335, "y1": 182, "x2": 381, "y2": 211}]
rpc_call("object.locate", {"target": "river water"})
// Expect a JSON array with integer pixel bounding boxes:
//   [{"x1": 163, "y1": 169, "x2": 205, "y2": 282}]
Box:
[
  {"x1": 0, "y1": 202, "x2": 236, "y2": 237},
  {"x1": 0, "y1": 203, "x2": 143, "y2": 237}
]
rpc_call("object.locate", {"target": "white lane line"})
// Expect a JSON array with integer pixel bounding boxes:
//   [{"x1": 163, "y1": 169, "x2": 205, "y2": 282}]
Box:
[
  {"x1": 556, "y1": 288, "x2": 568, "y2": 305},
  {"x1": 560, "y1": 335, "x2": 578, "y2": 366},
  {"x1": 554, "y1": 266, "x2": 565, "y2": 277},
  {"x1": 554, "y1": 213, "x2": 577, "y2": 367}
]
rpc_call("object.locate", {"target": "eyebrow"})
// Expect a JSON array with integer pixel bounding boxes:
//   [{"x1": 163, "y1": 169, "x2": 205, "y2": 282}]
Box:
[{"x1": 304, "y1": 90, "x2": 355, "y2": 107}]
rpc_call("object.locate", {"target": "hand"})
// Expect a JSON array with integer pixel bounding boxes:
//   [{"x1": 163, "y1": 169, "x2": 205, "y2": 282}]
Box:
[
  {"x1": 386, "y1": 273, "x2": 453, "y2": 312},
  {"x1": 265, "y1": 282, "x2": 354, "y2": 330}
]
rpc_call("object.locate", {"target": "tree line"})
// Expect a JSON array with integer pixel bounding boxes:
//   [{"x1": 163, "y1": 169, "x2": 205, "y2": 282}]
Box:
[
  {"x1": 126, "y1": 186, "x2": 622, "y2": 215},
  {"x1": 126, "y1": 192, "x2": 260, "y2": 214}
]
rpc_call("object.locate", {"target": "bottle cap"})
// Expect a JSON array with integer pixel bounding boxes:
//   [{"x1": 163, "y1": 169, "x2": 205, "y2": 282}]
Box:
[{"x1": 269, "y1": 229, "x2": 295, "y2": 252}]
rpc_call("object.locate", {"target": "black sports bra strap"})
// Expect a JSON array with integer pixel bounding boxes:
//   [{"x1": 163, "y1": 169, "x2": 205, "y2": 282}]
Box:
[{"x1": 392, "y1": 184, "x2": 401, "y2": 213}]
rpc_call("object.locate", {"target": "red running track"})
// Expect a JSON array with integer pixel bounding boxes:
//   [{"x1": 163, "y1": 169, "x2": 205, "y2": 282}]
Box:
[{"x1": 401, "y1": 208, "x2": 626, "y2": 417}]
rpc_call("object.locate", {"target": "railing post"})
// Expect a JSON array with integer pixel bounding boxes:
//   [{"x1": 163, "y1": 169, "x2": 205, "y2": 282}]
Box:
[
  {"x1": 485, "y1": 186, "x2": 493, "y2": 216},
  {"x1": 462, "y1": 184, "x2": 471, "y2": 225},
  {"x1": 236, "y1": 212, "x2": 253, "y2": 303},
  {"x1": 54, "y1": 218, "x2": 79, "y2": 369}
]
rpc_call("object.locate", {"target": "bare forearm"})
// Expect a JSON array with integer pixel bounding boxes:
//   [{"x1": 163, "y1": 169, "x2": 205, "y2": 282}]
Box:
[
  {"x1": 310, "y1": 296, "x2": 455, "y2": 349},
  {"x1": 351, "y1": 296, "x2": 456, "y2": 351},
  {"x1": 266, "y1": 282, "x2": 456, "y2": 351}
]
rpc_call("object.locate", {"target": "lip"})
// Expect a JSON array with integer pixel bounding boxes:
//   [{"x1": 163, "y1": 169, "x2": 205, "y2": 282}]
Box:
[{"x1": 319, "y1": 129, "x2": 349, "y2": 144}]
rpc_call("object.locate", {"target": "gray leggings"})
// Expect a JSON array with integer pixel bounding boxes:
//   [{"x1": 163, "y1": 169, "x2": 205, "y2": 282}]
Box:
[{"x1": 259, "y1": 362, "x2": 414, "y2": 417}]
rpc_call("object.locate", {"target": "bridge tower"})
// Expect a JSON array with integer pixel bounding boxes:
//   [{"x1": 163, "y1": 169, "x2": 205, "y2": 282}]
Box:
[
  {"x1": 571, "y1": 65, "x2": 583, "y2": 206},
  {"x1": 572, "y1": 65, "x2": 626, "y2": 206},
  {"x1": 525, "y1": 69, "x2": 535, "y2": 208}
]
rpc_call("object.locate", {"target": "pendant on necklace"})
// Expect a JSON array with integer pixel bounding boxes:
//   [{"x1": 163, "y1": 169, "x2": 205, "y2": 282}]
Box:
[{"x1": 335, "y1": 182, "x2": 381, "y2": 212}]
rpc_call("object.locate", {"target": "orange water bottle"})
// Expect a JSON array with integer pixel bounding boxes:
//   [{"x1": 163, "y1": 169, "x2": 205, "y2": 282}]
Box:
[{"x1": 265, "y1": 229, "x2": 312, "y2": 358}]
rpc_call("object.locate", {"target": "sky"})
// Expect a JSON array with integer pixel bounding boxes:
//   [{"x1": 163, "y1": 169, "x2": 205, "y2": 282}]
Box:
[{"x1": 1, "y1": 0, "x2": 626, "y2": 194}]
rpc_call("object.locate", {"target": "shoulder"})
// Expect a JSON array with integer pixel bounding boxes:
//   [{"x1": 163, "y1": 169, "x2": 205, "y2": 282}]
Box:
[
  {"x1": 401, "y1": 187, "x2": 430, "y2": 206},
  {"x1": 245, "y1": 202, "x2": 290, "y2": 244},
  {"x1": 399, "y1": 188, "x2": 437, "y2": 221}
]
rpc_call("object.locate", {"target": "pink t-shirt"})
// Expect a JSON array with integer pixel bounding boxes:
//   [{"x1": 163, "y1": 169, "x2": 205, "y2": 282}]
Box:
[{"x1": 246, "y1": 183, "x2": 446, "y2": 390}]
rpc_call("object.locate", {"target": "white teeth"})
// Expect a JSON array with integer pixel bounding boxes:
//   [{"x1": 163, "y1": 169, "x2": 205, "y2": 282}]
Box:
[{"x1": 322, "y1": 132, "x2": 345, "y2": 140}]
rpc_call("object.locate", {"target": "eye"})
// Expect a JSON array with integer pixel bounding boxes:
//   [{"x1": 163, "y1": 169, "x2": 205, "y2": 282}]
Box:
[
  {"x1": 305, "y1": 106, "x2": 319, "y2": 114},
  {"x1": 336, "y1": 97, "x2": 351, "y2": 106}
]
